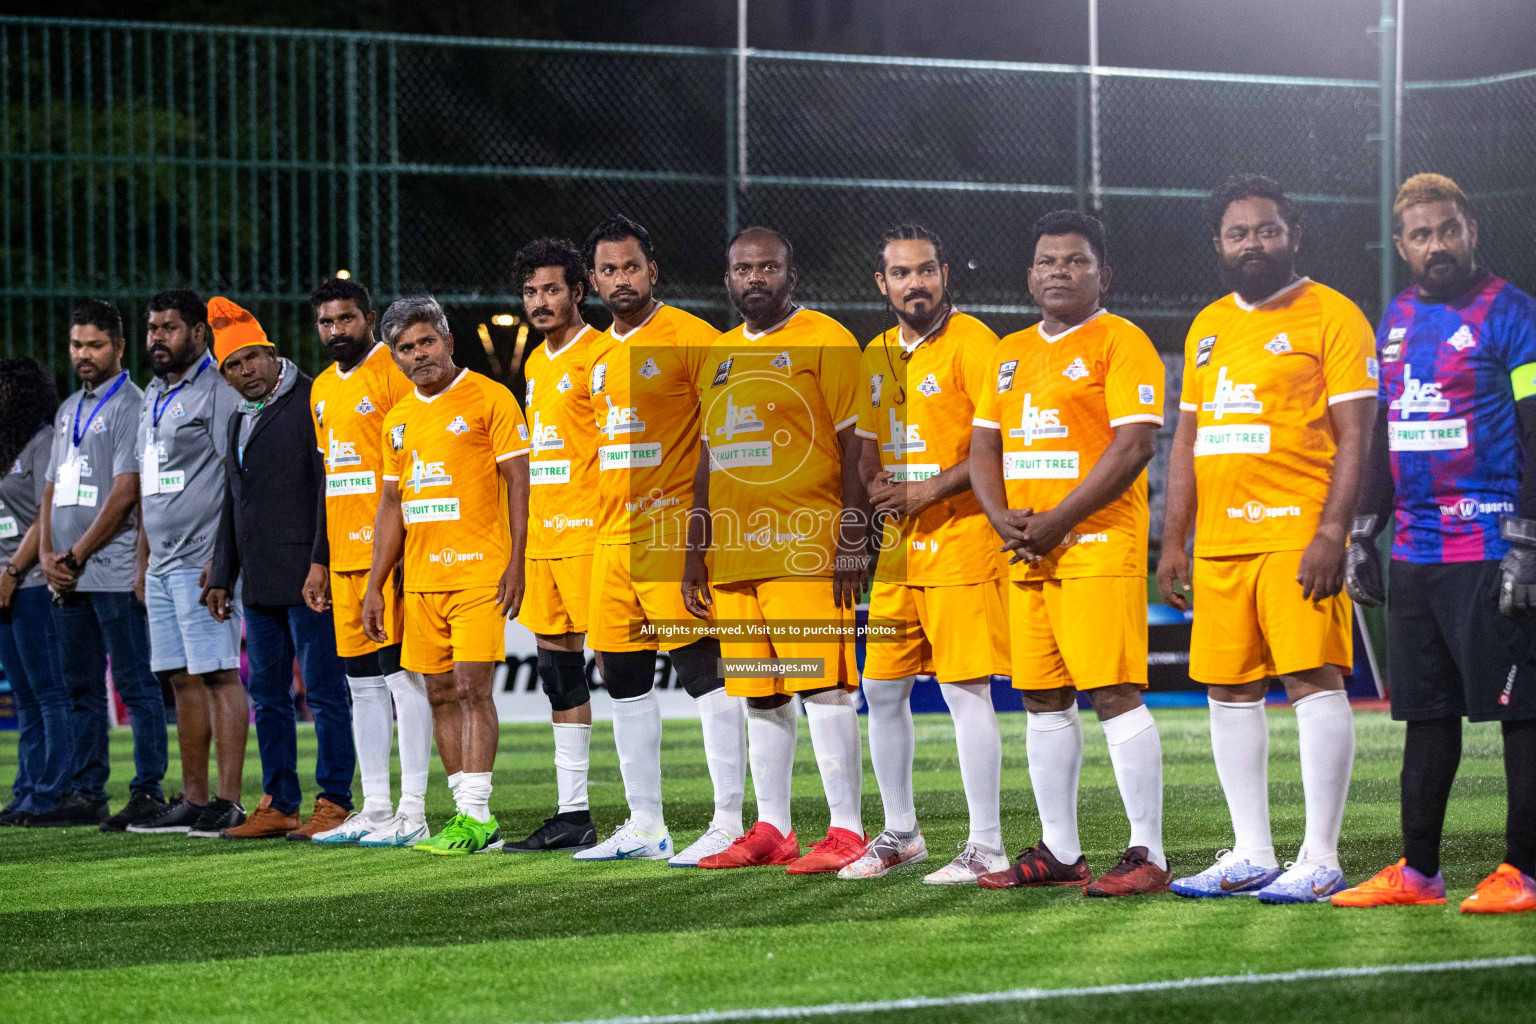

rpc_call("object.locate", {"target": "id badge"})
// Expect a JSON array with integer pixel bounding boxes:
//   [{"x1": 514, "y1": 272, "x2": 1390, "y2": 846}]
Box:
[
  {"x1": 54, "y1": 458, "x2": 82, "y2": 507},
  {"x1": 142, "y1": 441, "x2": 161, "y2": 496}
]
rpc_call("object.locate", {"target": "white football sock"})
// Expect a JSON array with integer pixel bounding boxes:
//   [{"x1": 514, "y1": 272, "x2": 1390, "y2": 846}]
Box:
[
  {"x1": 346, "y1": 674, "x2": 395, "y2": 818},
  {"x1": 1027, "y1": 707, "x2": 1084, "y2": 863},
  {"x1": 457, "y1": 771, "x2": 493, "y2": 823},
  {"x1": 552, "y1": 722, "x2": 591, "y2": 813},
  {"x1": 694, "y1": 687, "x2": 746, "y2": 835},
  {"x1": 1293, "y1": 689, "x2": 1354, "y2": 870},
  {"x1": 610, "y1": 690, "x2": 665, "y2": 834},
  {"x1": 941, "y1": 681, "x2": 1003, "y2": 851},
  {"x1": 387, "y1": 670, "x2": 433, "y2": 819},
  {"x1": 1101, "y1": 704, "x2": 1166, "y2": 870},
  {"x1": 804, "y1": 689, "x2": 864, "y2": 835},
  {"x1": 863, "y1": 675, "x2": 917, "y2": 833},
  {"x1": 1209, "y1": 697, "x2": 1278, "y2": 868},
  {"x1": 746, "y1": 701, "x2": 797, "y2": 835},
  {"x1": 447, "y1": 771, "x2": 464, "y2": 814}
]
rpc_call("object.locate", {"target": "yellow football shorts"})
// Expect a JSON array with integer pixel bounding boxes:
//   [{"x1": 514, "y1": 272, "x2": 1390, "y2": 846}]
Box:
[
  {"x1": 329, "y1": 568, "x2": 401, "y2": 658},
  {"x1": 519, "y1": 554, "x2": 593, "y2": 637},
  {"x1": 587, "y1": 542, "x2": 709, "y2": 653},
  {"x1": 1009, "y1": 576, "x2": 1148, "y2": 691},
  {"x1": 862, "y1": 579, "x2": 1010, "y2": 682},
  {"x1": 402, "y1": 586, "x2": 506, "y2": 675},
  {"x1": 712, "y1": 576, "x2": 859, "y2": 698},
  {"x1": 1189, "y1": 549, "x2": 1353, "y2": 685}
]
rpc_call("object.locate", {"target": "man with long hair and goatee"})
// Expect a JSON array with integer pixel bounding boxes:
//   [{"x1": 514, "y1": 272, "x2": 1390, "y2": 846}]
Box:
[{"x1": 0, "y1": 358, "x2": 69, "y2": 827}]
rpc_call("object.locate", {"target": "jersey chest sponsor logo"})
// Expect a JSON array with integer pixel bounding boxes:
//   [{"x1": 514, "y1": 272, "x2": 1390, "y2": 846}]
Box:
[
  {"x1": 446, "y1": 415, "x2": 470, "y2": 435},
  {"x1": 1195, "y1": 335, "x2": 1217, "y2": 368},
  {"x1": 1389, "y1": 364, "x2": 1449, "y2": 418},
  {"x1": 530, "y1": 460, "x2": 572, "y2": 485},
  {"x1": 1202, "y1": 367, "x2": 1263, "y2": 418},
  {"x1": 711, "y1": 358, "x2": 733, "y2": 388},
  {"x1": 916, "y1": 373, "x2": 942, "y2": 397},
  {"x1": 996, "y1": 360, "x2": 1018, "y2": 393},
  {"x1": 1446, "y1": 324, "x2": 1477, "y2": 352},
  {"x1": 714, "y1": 395, "x2": 765, "y2": 441},
  {"x1": 542, "y1": 512, "x2": 594, "y2": 531},
  {"x1": 0, "y1": 517, "x2": 17, "y2": 540},
  {"x1": 348, "y1": 525, "x2": 374, "y2": 543},
  {"x1": 401, "y1": 498, "x2": 460, "y2": 524},
  {"x1": 1062, "y1": 357, "x2": 1090, "y2": 381},
  {"x1": 1226, "y1": 501, "x2": 1301, "y2": 524},
  {"x1": 326, "y1": 470, "x2": 376, "y2": 497},
  {"x1": 598, "y1": 441, "x2": 663, "y2": 470},
  {"x1": 601, "y1": 396, "x2": 645, "y2": 437},
  {"x1": 531, "y1": 412, "x2": 565, "y2": 452},
  {"x1": 1439, "y1": 497, "x2": 1514, "y2": 521},
  {"x1": 709, "y1": 440, "x2": 773, "y2": 471},
  {"x1": 355, "y1": 395, "x2": 375, "y2": 416},
  {"x1": 638, "y1": 358, "x2": 661, "y2": 380},
  {"x1": 1008, "y1": 393, "x2": 1069, "y2": 445},
  {"x1": 1194, "y1": 424, "x2": 1271, "y2": 456},
  {"x1": 329, "y1": 438, "x2": 362, "y2": 468},
  {"x1": 427, "y1": 546, "x2": 484, "y2": 566},
  {"x1": 1264, "y1": 332, "x2": 1292, "y2": 355},
  {"x1": 1004, "y1": 450, "x2": 1080, "y2": 479},
  {"x1": 880, "y1": 408, "x2": 926, "y2": 455},
  {"x1": 407, "y1": 450, "x2": 453, "y2": 491},
  {"x1": 869, "y1": 374, "x2": 883, "y2": 409},
  {"x1": 1388, "y1": 419, "x2": 1467, "y2": 451}
]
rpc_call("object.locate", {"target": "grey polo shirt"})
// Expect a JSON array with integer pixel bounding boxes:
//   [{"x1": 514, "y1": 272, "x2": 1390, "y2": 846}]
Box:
[
  {"x1": 45, "y1": 372, "x2": 143, "y2": 593},
  {"x1": 0, "y1": 425, "x2": 53, "y2": 589},
  {"x1": 138, "y1": 354, "x2": 240, "y2": 575}
]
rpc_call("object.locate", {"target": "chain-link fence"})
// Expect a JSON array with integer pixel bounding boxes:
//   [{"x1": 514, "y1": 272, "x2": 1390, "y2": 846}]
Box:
[{"x1": 1, "y1": 16, "x2": 1531, "y2": 377}]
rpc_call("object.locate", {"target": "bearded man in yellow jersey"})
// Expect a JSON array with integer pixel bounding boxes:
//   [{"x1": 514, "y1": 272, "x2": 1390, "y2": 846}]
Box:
[
  {"x1": 572, "y1": 215, "x2": 747, "y2": 867},
  {"x1": 504, "y1": 239, "x2": 601, "y2": 854},
  {"x1": 300, "y1": 277, "x2": 434, "y2": 848},
  {"x1": 679, "y1": 227, "x2": 870, "y2": 874},
  {"x1": 363, "y1": 296, "x2": 531, "y2": 856},
  {"x1": 970, "y1": 211, "x2": 1170, "y2": 896},
  {"x1": 1157, "y1": 174, "x2": 1377, "y2": 903},
  {"x1": 840, "y1": 225, "x2": 1011, "y2": 885}
]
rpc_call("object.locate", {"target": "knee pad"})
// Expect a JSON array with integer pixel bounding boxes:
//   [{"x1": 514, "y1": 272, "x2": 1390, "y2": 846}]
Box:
[
  {"x1": 669, "y1": 638, "x2": 723, "y2": 699},
  {"x1": 600, "y1": 650, "x2": 657, "y2": 700},
  {"x1": 343, "y1": 651, "x2": 383, "y2": 677},
  {"x1": 377, "y1": 643, "x2": 403, "y2": 677},
  {"x1": 538, "y1": 648, "x2": 590, "y2": 712}
]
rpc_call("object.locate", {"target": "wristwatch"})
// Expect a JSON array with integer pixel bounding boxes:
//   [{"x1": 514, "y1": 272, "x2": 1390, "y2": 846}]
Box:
[
  {"x1": 60, "y1": 550, "x2": 85, "y2": 573},
  {"x1": 2, "y1": 563, "x2": 21, "y2": 580}
]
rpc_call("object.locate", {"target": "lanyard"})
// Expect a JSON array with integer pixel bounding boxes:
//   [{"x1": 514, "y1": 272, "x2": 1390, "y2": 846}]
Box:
[
  {"x1": 71, "y1": 371, "x2": 128, "y2": 449},
  {"x1": 151, "y1": 355, "x2": 212, "y2": 428}
]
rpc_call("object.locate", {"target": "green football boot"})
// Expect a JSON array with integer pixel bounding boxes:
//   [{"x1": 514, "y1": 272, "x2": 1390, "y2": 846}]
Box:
[
  {"x1": 432, "y1": 813, "x2": 504, "y2": 855},
  {"x1": 413, "y1": 816, "x2": 461, "y2": 853}
]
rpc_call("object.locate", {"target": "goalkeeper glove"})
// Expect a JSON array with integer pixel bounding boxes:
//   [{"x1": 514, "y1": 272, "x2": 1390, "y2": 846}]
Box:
[
  {"x1": 1343, "y1": 514, "x2": 1385, "y2": 608},
  {"x1": 1498, "y1": 515, "x2": 1536, "y2": 617}
]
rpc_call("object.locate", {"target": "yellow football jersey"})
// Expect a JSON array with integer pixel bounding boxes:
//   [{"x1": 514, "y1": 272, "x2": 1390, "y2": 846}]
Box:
[
  {"x1": 586, "y1": 302, "x2": 717, "y2": 547},
  {"x1": 310, "y1": 343, "x2": 414, "y2": 573},
  {"x1": 855, "y1": 310, "x2": 1001, "y2": 586},
  {"x1": 1178, "y1": 277, "x2": 1377, "y2": 556},
  {"x1": 973, "y1": 311, "x2": 1165, "y2": 581},
  {"x1": 525, "y1": 325, "x2": 600, "y2": 559},
  {"x1": 380, "y1": 368, "x2": 530, "y2": 593},
  {"x1": 697, "y1": 308, "x2": 862, "y2": 583}
]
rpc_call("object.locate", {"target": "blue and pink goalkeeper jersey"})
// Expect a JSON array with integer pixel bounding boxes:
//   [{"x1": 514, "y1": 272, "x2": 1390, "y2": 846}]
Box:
[{"x1": 1377, "y1": 273, "x2": 1536, "y2": 563}]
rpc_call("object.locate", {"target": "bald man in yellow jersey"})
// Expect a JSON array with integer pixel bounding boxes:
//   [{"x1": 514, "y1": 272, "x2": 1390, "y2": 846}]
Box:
[
  {"x1": 971, "y1": 211, "x2": 1170, "y2": 896},
  {"x1": 680, "y1": 227, "x2": 870, "y2": 874},
  {"x1": 571, "y1": 215, "x2": 747, "y2": 867},
  {"x1": 364, "y1": 295, "x2": 531, "y2": 856},
  {"x1": 505, "y1": 238, "x2": 601, "y2": 854},
  {"x1": 1158, "y1": 174, "x2": 1377, "y2": 903},
  {"x1": 841, "y1": 224, "x2": 1011, "y2": 885},
  {"x1": 301, "y1": 277, "x2": 434, "y2": 848}
]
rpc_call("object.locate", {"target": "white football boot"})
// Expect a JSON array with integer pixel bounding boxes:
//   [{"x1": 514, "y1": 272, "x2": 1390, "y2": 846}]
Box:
[
  {"x1": 922, "y1": 841, "x2": 1010, "y2": 885},
  {"x1": 572, "y1": 819, "x2": 673, "y2": 861},
  {"x1": 668, "y1": 826, "x2": 741, "y2": 868},
  {"x1": 837, "y1": 830, "x2": 929, "y2": 880},
  {"x1": 356, "y1": 811, "x2": 431, "y2": 848}
]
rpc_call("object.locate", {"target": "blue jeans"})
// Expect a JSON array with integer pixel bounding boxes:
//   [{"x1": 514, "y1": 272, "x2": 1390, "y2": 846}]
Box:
[
  {"x1": 244, "y1": 603, "x2": 353, "y2": 815},
  {"x1": 0, "y1": 586, "x2": 72, "y2": 813},
  {"x1": 51, "y1": 591, "x2": 168, "y2": 802}
]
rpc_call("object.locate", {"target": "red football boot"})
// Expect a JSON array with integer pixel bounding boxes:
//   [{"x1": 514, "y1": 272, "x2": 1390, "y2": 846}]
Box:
[
  {"x1": 978, "y1": 844, "x2": 1091, "y2": 889},
  {"x1": 1084, "y1": 846, "x2": 1172, "y2": 896},
  {"x1": 787, "y1": 827, "x2": 868, "y2": 875},
  {"x1": 697, "y1": 821, "x2": 800, "y2": 869}
]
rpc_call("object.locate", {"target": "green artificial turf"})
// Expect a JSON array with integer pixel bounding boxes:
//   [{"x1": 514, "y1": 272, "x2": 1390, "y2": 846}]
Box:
[{"x1": 0, "y1": 708, "x2": 1531, "y2": 1023}]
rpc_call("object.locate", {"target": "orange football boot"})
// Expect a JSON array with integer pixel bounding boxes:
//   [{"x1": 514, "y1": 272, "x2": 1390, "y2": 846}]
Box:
[
  {"x1": 787, "y1": 827, "x2": 868, "y2": 874},
  {"x1": 1330, "y1": 859, "x2": 1447, "y2": 907},
  {"x1": 1460, "y1": 864, "x2": 1536, "y2": 914},
  {"x1": 697, "y1": 822, "x2": 800, "y2": 869}
]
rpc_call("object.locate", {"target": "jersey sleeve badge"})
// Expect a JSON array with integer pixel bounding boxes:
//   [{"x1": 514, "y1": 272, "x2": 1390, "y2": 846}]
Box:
[
  {"x1": 996, "y1": 360, "x2": 1018, "y2": 393},
  {"x1": 1195, "y1": 335, "x2": 1217, "y2": 368}
]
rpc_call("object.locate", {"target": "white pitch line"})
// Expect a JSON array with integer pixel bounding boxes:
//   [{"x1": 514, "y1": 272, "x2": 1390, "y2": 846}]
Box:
[{"x1": 538, "y1": 955, "x2": 1536, "y2": 1024}]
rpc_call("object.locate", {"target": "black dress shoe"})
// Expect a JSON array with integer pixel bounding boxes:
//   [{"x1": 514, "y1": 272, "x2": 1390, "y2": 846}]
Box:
[
  {"x1": 26, "y1": 794, "x2": 110, "y2": 828},
  {"x1": 127, "y1": 795, "x2": 206, "y2": 833},
  {"x1": 101, "y1": 791, "x2": 168, "y2": 832}
]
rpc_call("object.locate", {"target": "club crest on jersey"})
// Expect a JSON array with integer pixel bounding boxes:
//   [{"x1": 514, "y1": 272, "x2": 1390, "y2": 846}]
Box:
[
  {"x1": 638, "y1": 358, "x2": 661, "y2": 380},
  {"x1": 1446, "y1": 324, "x2": 1477, "y2": 352},
  {"x1": 770, "y1": 351, "x2": 792, "y2": 370},
  {"x1": 1062, "y1": 358, "x2": 1089, "y2": 381},
  {"x1": 711, "y1": 358, "x2": 734, "y2": 388},
  {"x1": 525, "y1": 378, "x2": 536, "y2": 405},
  {"x1": 355, "y1": 395, "x2": 375, "y2": 416},
  {"x1": 167, "y1": 401, "x2": 186, "y2": 420},
  {"x1": 996, "y1": 360, "x2": 1018, "y2": 393},
  {"x1": 1264, "y1": 333, "x2": 1292, "y2": 355},
  {"x1": 1195, "y1": 335, "x2": 1217, "y2": 368},
  {"x1": 314, "y1": 400, "x2": 326, "y2": 426},
  {"x1": 389, "y1": 423, "x2": 406, "y2": 451},
  {"x1": 556, "y1": 373, "x2": 573, "y2": 394},
  {"x1": 591, "y1": 363, "x2": 607, "y2": 394},
  {"x1": 92, "y1": 419, "x2": 106, "y2": 435},
  {"x1": 917, "y1": 373, "x2": 942, "y2": 397},
  {"x1": 870, "y1": 374, "x2": 884, "y2": 408},
  {"x1": 446, "y1": 415, "x2": 469, "y2": 435}
]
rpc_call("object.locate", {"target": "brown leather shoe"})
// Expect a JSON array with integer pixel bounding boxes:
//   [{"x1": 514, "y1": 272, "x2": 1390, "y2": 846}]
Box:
[
  {"x1": 220, "y1": 795, "x2": 300, "y2": 839},
  {"x1": 286, "y1": 797, "x2": 349, "y2": 842}
]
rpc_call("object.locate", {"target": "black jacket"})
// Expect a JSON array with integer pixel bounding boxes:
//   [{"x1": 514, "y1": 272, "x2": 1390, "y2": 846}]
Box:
[{"x1": 210, "y1": 372, "x2": 329, "y2": 608}]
